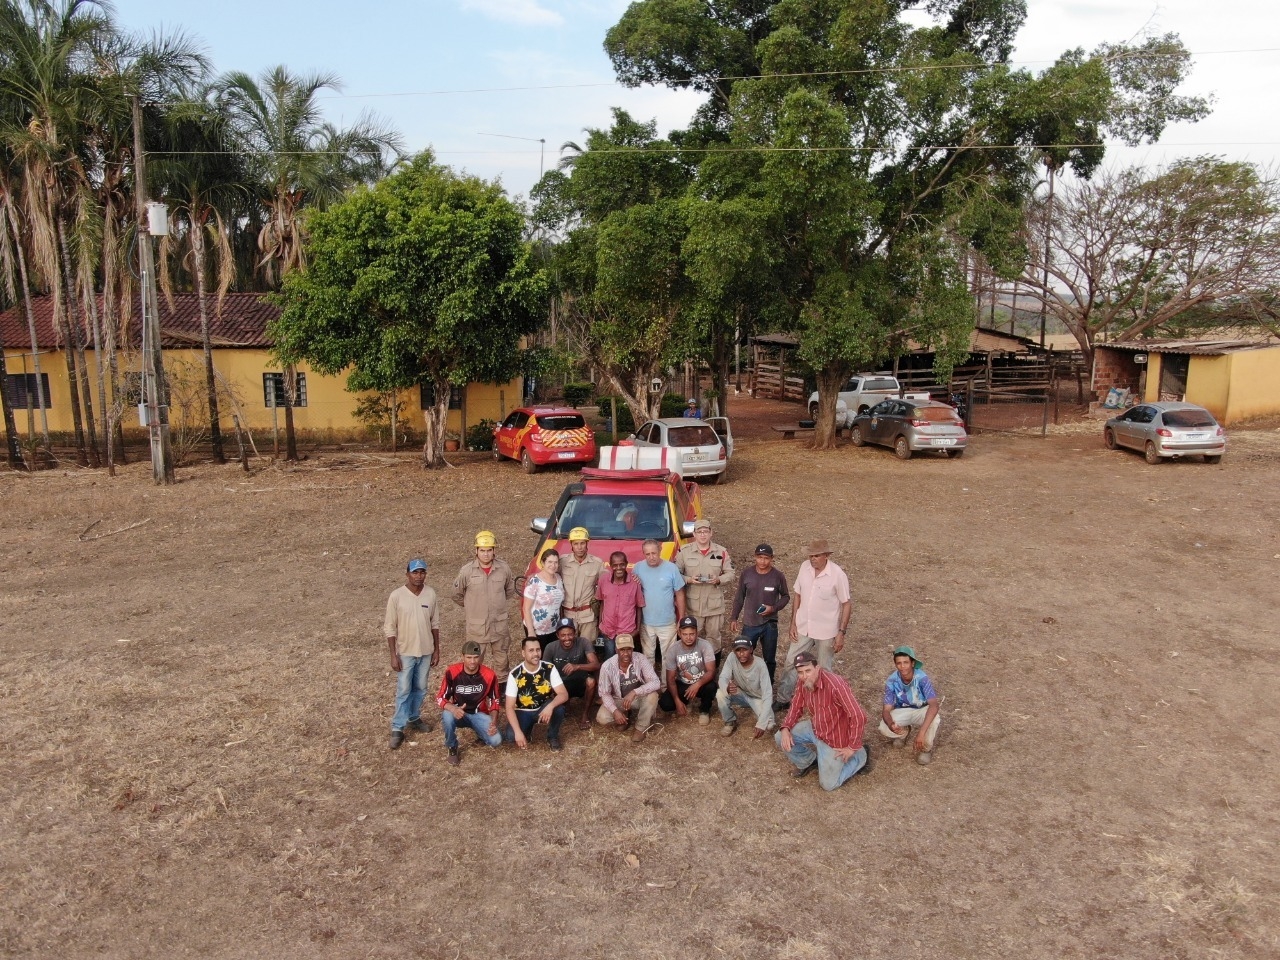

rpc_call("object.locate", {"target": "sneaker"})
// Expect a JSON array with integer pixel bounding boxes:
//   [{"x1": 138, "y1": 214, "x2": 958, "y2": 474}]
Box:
[
  {"x1": 632, "y1": 727, "x2": 648, "y2": 744},
  {"x1": 548, "y1": 737, "x2": 563, "y2": 752},
  {"x1": 406, "y1": 718, "x2": 432, "y2": 734},
  {"x1": 721, "y1": 721, "x2": 737, "y2": 737},
  {"x1": 698, "y1": 712, "x2": 710, "y2": 726},
  {"x1": 790, "y1": 761, "x2": 817, "y2": 779},
  {"x1": 917, "y1": 750, "x2": 933, "y2": 766},
  {"x1": 389, "y1": 730, "x2": 404, "y2": 750},
  {"x1": 859, "y1": 751, "x2": 875, "y2": 776},
  {"x1": 447, "y1": 746, "x2": 460, "y2": 766}
]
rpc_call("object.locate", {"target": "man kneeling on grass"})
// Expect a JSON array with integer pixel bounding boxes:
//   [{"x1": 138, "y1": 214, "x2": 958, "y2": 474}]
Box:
[
  {"x1": 775, "y1": 651, "x2": 870, "y2": 791},
  {"x1": 437, "y1": 641, "x2": 503, "y2": 766},
  {"x1": 595, "y1": 633, "x2": 661, "y2": 743},
  {"x1": 542, "y1": 617, "x2": 601, "y2": 730},
  {"x1": 504, "y1": 636, "x2": 569, "y2": 751},
  {"x1": 716, "y1": 635, "x2": 775, "y2": 738}
]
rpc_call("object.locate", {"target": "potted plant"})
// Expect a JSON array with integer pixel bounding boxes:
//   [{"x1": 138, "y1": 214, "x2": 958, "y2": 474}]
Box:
[{"x1": 444, "y1": 431, "x2": 461, "y2": 452}]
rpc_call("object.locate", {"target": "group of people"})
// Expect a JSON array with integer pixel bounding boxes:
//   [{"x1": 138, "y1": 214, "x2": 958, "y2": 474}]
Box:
[{"x1": 381, "y1": 529, "x2": 942, "y2": 789}]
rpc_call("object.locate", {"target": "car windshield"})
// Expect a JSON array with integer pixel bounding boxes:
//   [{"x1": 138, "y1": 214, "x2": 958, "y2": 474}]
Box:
[
  {"x1": 537, "y1": 414, "x2": 586, "y2": 431},
  {"x1": 913, "y1": 406, "x2": 959, "y2": 422},
  {"x1": 556, "y1": 495, "x2": 671, "y2": 541},
  {"x1": 864, "y1": 378, "x2": 897, "y2": 391},
  {"x1": 1162, "y1": 410, "x2": 1216, "y2": 429},
  {"x1": 667, "y1": 425, "x2": 719, "y2": 446}
]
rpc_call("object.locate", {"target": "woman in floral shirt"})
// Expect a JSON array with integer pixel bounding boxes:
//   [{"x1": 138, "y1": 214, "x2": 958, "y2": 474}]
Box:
[{"x1": 522, "y1": 548, "x2": 565, "y2": 651}]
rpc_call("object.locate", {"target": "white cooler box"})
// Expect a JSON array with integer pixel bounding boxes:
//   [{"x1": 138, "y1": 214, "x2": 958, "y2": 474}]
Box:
[{"x1": 597, "y1": 445, "x2": 684, "y2": 475}]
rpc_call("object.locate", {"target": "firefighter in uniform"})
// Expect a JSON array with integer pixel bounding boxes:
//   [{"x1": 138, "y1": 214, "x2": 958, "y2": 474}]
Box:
[
  {"x1": 560, "y1": 527, "x2": 605, "y2": 644},
  {"x1": 451, "y1": 530, "x2": 517, "y2": 674},
  {"x1": 676, "y1": 518, "x2": 735, "y2": 654}
]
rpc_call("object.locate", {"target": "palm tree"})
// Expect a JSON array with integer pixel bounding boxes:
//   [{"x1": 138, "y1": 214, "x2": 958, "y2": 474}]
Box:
[
  {"x1": 151, "y1": 85, "x2": 247, "y2": 464},
  {"x1": 219, "y1": 65, "x2": 402, "y2": 459}
]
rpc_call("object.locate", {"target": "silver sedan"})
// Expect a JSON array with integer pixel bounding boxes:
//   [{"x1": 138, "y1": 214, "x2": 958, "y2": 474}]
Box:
[{"x1": 1104, "y1": 402, "x2": 1226, "y2": 464}]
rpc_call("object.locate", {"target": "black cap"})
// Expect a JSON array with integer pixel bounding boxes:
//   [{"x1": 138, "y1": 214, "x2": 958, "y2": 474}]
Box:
[
  {"x1": 754, "y1": 543, "x2": 774, "y2": 556},
  {"x1": 733, "y1": 635, "x2": 753, "y2": 649},
  {"x1": 793, "y1": 651, "x2": 819, "y2": 668},
  {"x1": 678, "y1": 615, "x2": 699, "y2": 630},
  {"x1": 556, "y1": 617, "x2": 575, "y2": 632}
]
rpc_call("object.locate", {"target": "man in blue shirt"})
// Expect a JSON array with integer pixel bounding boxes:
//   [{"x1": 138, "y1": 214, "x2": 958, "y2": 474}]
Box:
[
  {"x1": 633, "y1": 538, "x2": 686, "y2": 670},
  {"x1": 879, "y1": 645, "x2": 941, "y2": 765}
]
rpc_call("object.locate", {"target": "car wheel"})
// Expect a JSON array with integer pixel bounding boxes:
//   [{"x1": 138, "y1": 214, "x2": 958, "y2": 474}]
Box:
[
  {"x1": 894, "y1": 435, "x2": 912, "y2": 460},
  {"x1": 492, "y1": 443, "x2": 502, "y2": 461},
  {"x1": 1144, "y1": 441, "x2": 1161, "y2": 465},
  {"x1": 946, "y1": 448, "x2": 964, "y2": 458},
  {"x1": 709, "y1": 468, "x2": 725, "y2": 485},
  {"x1": 521, "y1": 447, "x2": 539, "y2": 474},
  {"x1": 1103, "y1": 428, "x2": 1117, "y2": 450},
  {"x1": 850, "y1": 426, "x2": 865, "y2": 447},
  {"x1": 1204, "y1": 454, "x2": 1222, "y2": 464},
  {"x1": 808, "y1": 402, "x2": 818, "y2": 419}
]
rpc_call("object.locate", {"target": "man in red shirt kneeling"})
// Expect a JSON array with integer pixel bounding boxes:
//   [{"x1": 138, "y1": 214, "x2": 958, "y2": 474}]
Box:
[{"x1": 775, "y1": 651, "x2": 871, "y2": 790}]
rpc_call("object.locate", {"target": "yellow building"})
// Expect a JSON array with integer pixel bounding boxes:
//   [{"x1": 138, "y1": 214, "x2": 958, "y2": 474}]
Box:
[
  {"x1": 1093, "y1": 338, "x2": 1280, "y2": 424},
  {"x1": 0, "y1": 292, "x2": 525, "y2": 443}
]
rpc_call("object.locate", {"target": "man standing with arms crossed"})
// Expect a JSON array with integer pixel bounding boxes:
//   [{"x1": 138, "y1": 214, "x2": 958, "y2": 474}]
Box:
[
  {"x1": 775, "y1": 539, "x2": 850, "y2": 709},
  {"x1": 452, "y1": 530, "x2": 517, "y2": 674},
  {"x1": 385, "y1": 558, "x2": 440, "y2": 750},
  {"x1": 560, "y1": 527, "x2": 605, "y2": 645},
  {"x1": 676, "y1": 519, "x2": 734, "y2": 655}
]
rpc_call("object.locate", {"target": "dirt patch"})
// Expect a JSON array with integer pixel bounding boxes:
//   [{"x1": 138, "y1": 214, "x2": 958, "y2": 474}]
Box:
[{"x1": 1, "y1": 422, "x2": 1278, "y2": 959}]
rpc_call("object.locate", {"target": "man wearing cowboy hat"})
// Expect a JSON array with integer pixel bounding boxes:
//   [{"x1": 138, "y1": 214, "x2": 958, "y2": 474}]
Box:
[
  {"x1": 879, "y1": 646, "x2": 942, "y2": 765},
  {"x1": 560, "y1": 527, "x2": 605, "y2": 645},
  {"x1": 775, "y1": 538, "x2": 851, "y2": 707},
  {"x1": 452, "y1": 530, "x2": 517, "y2": 674},
  {"x1": 776, "y1": 650, "x2": 870, "y2": 790}
]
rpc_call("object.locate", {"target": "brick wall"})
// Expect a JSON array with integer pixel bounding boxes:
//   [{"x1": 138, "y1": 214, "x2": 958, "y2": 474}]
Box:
[{"x1": 1090, "y1": 348, "x2": 1141, "y2": 402}]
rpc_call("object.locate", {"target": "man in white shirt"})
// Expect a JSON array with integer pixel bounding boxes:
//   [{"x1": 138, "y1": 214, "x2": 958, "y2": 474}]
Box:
[{"x1": 384, "y1": 558, "x2": 440, "y2": 749}]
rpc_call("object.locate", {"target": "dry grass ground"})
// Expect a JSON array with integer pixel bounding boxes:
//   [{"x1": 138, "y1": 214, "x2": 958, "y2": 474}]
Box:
[{"x1": 2, "y1": 413, "x2": 1278, "y2": 959}]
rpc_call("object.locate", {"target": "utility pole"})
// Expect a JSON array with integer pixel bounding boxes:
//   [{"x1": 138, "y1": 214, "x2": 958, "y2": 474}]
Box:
[{"x1": 132, "y1": 96, "x2": 174, "y2": 484}]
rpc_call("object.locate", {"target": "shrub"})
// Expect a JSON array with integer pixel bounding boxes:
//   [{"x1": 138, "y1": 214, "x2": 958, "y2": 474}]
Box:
[
  {"x1": 659, "y1": 392, "x2": 686, "y2": 418},
  {"x1": 598, "y1": 397, "x2": 636, "y2": 436},
  {"x1": 562, "y1": 382, "x2": 594, "y2": 407},
  {"x1": 466, "y1": 419, "x2": 496, "y2": 451}
]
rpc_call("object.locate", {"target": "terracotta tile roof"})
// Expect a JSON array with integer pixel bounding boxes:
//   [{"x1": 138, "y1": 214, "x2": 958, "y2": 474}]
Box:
[
  {"x1": 0, "y1": 292, "x2": 279, "y2": 353},
  {"x1": 1103, "y1": 337, "x2": 1280, "y2": 356}
]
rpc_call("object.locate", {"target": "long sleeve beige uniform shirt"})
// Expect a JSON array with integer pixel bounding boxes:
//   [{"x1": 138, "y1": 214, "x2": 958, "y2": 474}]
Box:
[{"x1": 451, "y1": 558, "x2": 516, "y2": 645}]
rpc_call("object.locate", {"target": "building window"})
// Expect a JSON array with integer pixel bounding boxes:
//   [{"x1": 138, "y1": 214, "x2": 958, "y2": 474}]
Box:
[
  {"x1": 5, "y1": 373, "x2": 52, "y2": 408},
  {"x1": 420, "y1": 382, "x2": 462, "y2": 410},
  {"x1": 263, "y1": 372, "x2": 307, "y2": 407}
]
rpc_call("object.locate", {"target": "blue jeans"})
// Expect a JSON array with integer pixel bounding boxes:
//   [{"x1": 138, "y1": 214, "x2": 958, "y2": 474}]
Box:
[
  {"x1": 716, "y1": 689, "x2": 775, "y2": 731},
  {"x1": 503, "y1": 705, "x2": 565, "y2": 744},
  {"x1": 391, "y1": 654, "x2": 432, "y2": 731},
  {"x1": 742, "y1": 621, "x2": 778, "y2": 683},
  {"x1": 441, "y1": 709, "x2": 502, "y2": 749},
  {"x1": 775, "y1": 719, "x2": 867, "y2": 791}
]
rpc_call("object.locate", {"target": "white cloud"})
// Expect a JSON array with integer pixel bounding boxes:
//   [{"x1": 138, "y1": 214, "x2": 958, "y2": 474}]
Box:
[{"x1": 459, "y1": 0, "x2": 563, "y2": 27}]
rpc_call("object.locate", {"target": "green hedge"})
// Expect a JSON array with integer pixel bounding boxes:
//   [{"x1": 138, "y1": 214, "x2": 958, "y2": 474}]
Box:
[{"x1": 562, "y1": 382, "x2": 594, "y2": 407}]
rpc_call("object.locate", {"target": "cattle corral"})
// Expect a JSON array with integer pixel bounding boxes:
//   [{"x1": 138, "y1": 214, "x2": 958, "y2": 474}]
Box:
[{"x1": 2, "y1": 413, "x2": 1278, "y2": 959}]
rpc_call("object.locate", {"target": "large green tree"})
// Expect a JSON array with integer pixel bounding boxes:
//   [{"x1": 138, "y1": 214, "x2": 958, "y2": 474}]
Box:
[
  {"x1": 272, "y1": 152, "x2": 549, "y2": 467},
  {"x1": 606, "y1": 0, "x2": 1208, "y2": 446}
]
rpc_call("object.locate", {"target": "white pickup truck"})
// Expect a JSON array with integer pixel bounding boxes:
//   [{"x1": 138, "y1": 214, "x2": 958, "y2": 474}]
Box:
[{"x1": 809, "y1": 374, "x2": 928, "y2": 427}]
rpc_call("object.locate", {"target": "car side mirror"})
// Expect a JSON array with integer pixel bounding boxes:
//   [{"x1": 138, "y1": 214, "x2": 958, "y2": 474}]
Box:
[
  {"x1": 531, "y1": 518, "x2": 549, "y2": 534},
  {"x1": 681, "y1": 520, "x2": 697, "y2": 537}
]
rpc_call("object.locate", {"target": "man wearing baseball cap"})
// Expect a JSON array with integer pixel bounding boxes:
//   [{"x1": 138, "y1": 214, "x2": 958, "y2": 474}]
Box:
[
  {"x1": 595, "y1": 633, "x2": 661, "y2": 742},
  {"x1": 775, "y1": 650, "x2": 870, "y2": 790},
  {"x1": 775, "y1": 538, "x2": 851, "y2": 708},
  {"x1": 542, "y1": 617, "x2": 601, "y2": 729},
  {"x1": 879, "y1": 646, "x2": 941, "y2": 765},
  {"x1": 560, "y1": 527, "x2": 605, "y2": 646},
  {"x1": 659, "y1": 615, "x2": 718, "y2": 724},
  {"x1": 384, "y1": 558, "x2": 440, "y2": 750},
  {"x1": 730, "y1": 543, "x2": 790, "y2": 685},
  {"x1": 716, "y1": 635, "x2": 775, "y2": 738},
  {"x1": 451, "y1": 530, "x2": 517, "y2": 673},
  {"x1": 436, "y1": 641, "x2": 503, "y2": 765},
  {"x1": 676, "y1": 518, "x2": 734, "y2": 655}
]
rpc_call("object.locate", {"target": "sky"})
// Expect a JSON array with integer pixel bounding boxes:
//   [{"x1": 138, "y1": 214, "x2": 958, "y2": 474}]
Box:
[{"x1": 112, "y1": 0, "x2": 1279, "y2": 199}]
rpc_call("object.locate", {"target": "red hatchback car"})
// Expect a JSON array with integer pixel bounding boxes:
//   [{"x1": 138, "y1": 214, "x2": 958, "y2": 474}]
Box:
[{"x1": 492, "y1": 406, "x2": 597, "y2": 474}]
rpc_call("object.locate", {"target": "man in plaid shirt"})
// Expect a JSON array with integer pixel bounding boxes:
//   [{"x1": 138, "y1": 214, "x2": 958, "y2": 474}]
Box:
[{"x1": 775, "y1": 651, "x2": 870, "y2": 790}]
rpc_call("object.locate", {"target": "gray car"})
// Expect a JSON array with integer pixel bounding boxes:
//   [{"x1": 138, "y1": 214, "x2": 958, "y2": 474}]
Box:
[
  {"x1": 850, "y1": 398, "x2": 968, "y2": 460},
  {"x1": 1104, "y1": 402, "x2": 1226, "y2": 464}
]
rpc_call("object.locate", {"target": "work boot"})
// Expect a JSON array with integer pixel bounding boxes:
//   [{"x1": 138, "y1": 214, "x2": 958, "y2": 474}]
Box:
[
  {"x1": 447, "y1": 746, "x2": 460, "y2": 766},
  {"x1": 389, "y1": 730, "x2": 404, "y2": 750},
  {"x1": 406, "y1": 718, "x2": 432, "y2": 734}
]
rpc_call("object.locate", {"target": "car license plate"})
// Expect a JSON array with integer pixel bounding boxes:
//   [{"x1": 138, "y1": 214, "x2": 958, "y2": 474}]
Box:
[
  {"x1": 1184, "y1": 433, "x2": 1206, "y2": 440},
  {"x1": 685, "y1": 453, "x2": 706, "y2": 461},
  {"x1": 557, "y1": 451, "x2": 577, "y2": 460},
  {"x1": 932, "y1": 438, "x2": 956, "y2": 446}
]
